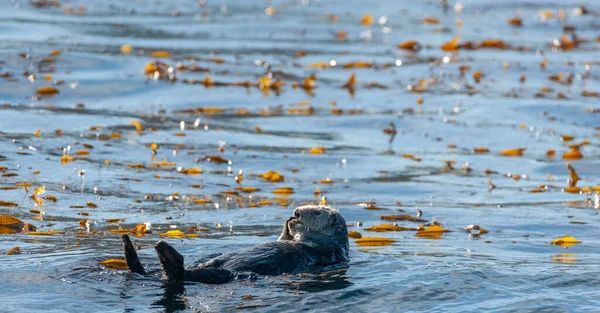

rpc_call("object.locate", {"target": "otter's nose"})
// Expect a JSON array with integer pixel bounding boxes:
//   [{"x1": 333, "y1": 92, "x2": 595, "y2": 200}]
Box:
[{"x1": 293, "y1": 209, "x2": 300, "y2": 218}]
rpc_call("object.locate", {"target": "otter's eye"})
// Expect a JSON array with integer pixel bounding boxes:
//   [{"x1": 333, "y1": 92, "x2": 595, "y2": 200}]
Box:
[{"x1": 294, "y1": 210, "x2": 300, "y2": 218}]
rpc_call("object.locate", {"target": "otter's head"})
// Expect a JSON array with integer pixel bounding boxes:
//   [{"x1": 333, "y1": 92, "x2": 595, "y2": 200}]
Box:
[{"x1": 292, "y1": 205, "x2": 349, "y2": 250}]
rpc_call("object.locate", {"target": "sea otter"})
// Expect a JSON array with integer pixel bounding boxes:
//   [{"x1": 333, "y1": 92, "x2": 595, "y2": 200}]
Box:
[{"x1": 121, "y1": 205, "x2": 349, "y2": 283}]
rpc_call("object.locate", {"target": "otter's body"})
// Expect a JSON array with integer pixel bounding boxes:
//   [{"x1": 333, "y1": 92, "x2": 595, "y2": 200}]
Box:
[
  {"x1": 204, "y1": 241, "x2": 336, "y2": 274},
  {"x1": 122, "y1": 205, "x2": 349, "y2": 283}
]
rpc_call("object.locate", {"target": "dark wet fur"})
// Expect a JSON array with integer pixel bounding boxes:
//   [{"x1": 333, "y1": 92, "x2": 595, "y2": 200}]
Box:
[
  {"x1": 122, "y1": 234, "x2": 146, "y2": 275},
  {"x1": 154, "y1": 241, "x2": 185, "y2": 281}
]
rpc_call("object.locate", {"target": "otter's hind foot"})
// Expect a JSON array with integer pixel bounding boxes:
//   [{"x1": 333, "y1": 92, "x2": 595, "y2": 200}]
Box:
[
  {"x1": 155, "y1": 241, "x2": 185, "y2": 281},
  {"x1": 122, "y1": 234, "x2": 147, "y2": 275}
]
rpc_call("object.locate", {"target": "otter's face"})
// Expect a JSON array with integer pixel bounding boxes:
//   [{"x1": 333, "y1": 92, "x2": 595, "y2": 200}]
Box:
[
  {"x1": 291, "y1": 205, "x2": 349, "y2": 260},
  {"x1": 292, "y1": 205, "x2": 346, "y2": 235}
]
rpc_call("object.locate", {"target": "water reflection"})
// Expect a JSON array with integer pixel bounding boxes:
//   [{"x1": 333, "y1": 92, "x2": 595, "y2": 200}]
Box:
[
  {"x1": 551, "y1": 254, "x2": 578, "y2": 264},
  {"x1": 281, "y1": 266, "x2": 352, "y2": 293},
  {"x1": 152, "y1": 281, "x2": 187, "y2": 313}
]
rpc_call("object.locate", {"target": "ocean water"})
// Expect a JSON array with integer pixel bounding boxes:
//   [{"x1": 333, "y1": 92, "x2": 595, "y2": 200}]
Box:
[{"x1": 1, "y1": 0, "x2": 600, "y2": 312}]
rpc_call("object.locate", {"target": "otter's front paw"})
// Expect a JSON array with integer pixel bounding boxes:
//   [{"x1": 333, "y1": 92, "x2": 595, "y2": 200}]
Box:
[
  {"x1": 287, "y1": 218, "x2": 302, "y2": 231},
  {"x1": 277, "y1": 217, "x2": 296, "y2": 241}
]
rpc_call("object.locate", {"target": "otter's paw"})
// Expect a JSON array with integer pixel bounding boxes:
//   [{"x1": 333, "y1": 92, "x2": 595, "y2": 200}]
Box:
[
  {"x1": 277, "y1": 217, "x2": 296, "y2": 241},
  {"x1": 288, "y1": 218, "x2": 307, "y2": 234}
]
